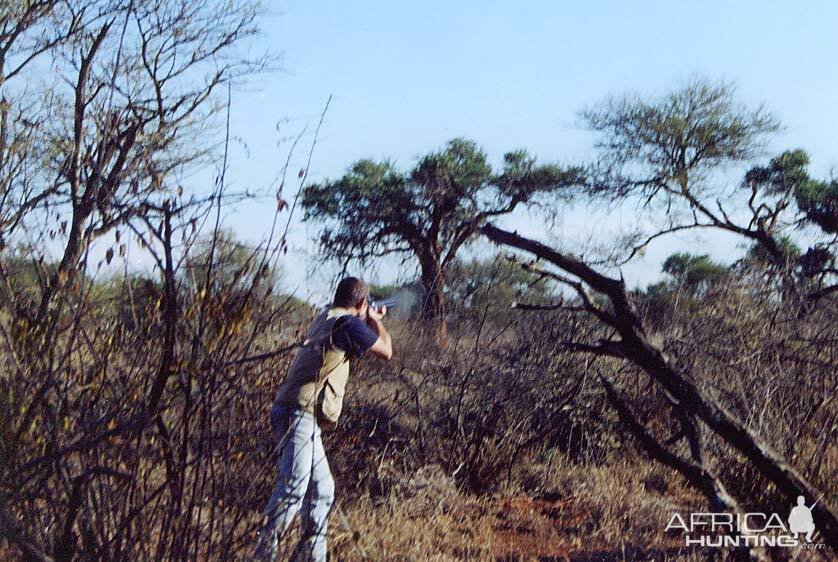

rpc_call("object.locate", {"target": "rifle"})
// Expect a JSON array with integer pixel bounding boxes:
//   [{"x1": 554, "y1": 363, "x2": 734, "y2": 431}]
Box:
[{"x1": 369, "y1": 296, "x2": 397, "y2": 311}]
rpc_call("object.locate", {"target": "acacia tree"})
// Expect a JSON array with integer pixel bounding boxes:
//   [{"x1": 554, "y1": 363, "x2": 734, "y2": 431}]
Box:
[
  {"x1": 582, "y1": 78, "x2": 836, "y2": 300},
  {"x1": 302, "y1": 138, "x2": 581, "y2": 337}
]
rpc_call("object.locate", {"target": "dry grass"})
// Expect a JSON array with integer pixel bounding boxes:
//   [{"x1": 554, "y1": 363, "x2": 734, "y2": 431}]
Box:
[
  {"x1": 2, "y1": 262, "x2": 835, "y2": 560},
  {"x1": 325, "y1": 457, "x2": 714, "y2": 561}
]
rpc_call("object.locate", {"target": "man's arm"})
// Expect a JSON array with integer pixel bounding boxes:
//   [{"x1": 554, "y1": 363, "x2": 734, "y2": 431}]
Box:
[{"x1": 365, "y1": 307, "x2": 393, "y2": 360}]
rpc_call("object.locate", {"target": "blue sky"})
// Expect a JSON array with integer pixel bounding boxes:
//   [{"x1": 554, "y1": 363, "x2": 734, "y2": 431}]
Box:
[{"x1": 213, "y1": 0, "x2": 838, "y2": 301}]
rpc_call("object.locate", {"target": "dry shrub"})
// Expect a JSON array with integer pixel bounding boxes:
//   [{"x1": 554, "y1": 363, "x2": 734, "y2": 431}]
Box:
[{"x1": 2, "y1": 239, "x2": 835, "y2": 560}]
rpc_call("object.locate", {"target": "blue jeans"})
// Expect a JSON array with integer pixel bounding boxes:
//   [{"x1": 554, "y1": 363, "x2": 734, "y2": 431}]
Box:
[{"x1": 253, "y1": 406, "x2": 335, "y2": 561}]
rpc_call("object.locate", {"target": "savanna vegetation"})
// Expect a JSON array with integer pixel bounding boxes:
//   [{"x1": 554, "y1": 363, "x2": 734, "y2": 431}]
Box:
[{"x1": 0, "y1": 2, "x2": 835, "y2": 561}]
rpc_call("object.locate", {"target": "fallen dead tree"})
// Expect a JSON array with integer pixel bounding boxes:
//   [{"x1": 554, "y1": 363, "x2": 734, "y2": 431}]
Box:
[{"x1": 482, "y1": 222, "x2": 836, "y2": 552}]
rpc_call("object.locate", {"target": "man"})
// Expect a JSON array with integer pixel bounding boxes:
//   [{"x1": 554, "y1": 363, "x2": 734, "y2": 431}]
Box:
[{"x1": 254, "y1": 277, "x2": 392, "y2": 562}]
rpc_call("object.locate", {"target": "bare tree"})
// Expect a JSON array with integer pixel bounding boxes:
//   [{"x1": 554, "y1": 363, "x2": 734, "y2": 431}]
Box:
[
  {"x1": 0, "y1": 1, "x2": 276, "y2": 559},
  {"x1": 29, "y1": 0, "x2": 264, "y2": 328}
]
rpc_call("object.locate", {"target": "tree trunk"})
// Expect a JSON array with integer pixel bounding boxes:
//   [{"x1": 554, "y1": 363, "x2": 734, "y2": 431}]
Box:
[
  {"x1": 35, "y1": 207, "x2": 89, "y2": 326},
  {"x1": 419, "y1": 251, "x2": 447, "y2": 342}
]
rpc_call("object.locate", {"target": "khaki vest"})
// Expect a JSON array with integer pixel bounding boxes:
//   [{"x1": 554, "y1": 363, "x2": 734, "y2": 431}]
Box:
[{"x1": 273, "y1": 307, "x2": 352, "y2": 427}]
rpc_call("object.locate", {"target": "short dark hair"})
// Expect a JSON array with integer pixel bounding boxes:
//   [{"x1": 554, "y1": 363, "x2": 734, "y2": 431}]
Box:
[{"x1": 333, "y1": 276, "x2": 368, "y2": 308}]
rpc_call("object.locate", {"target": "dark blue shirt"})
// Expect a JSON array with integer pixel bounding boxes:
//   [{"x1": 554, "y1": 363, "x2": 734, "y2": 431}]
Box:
[{"x1": 332, "y1": 315, "x2": 378, "y2": 358}]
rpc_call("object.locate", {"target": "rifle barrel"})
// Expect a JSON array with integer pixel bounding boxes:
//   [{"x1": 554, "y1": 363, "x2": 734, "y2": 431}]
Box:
[{"x1": 371, "y1": 297, "x2": 397, "y2": 309}]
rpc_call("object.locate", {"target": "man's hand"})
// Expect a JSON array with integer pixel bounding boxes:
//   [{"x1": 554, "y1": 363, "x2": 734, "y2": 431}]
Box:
[
  {"x1": 367, "y1": 305, "x2": 387, "y2": 321},
  {"x1": 365, "y1": 306, "x2": 392, "y2": 360}
]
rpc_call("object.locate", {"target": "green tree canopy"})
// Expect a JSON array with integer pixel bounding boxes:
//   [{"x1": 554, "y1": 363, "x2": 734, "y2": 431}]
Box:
[
  {"x1": 744, "y1": 148, "x2": 837, "y2": 234},
  {"x1": 582, "y1": 78, "x2": 780, "y2": 201},
  {"x1": 796, "y1": 179, "x2": 838, "y2": 234},
  {"x1": 661, "y1": 252, "x2": 729, "y2": 293}
]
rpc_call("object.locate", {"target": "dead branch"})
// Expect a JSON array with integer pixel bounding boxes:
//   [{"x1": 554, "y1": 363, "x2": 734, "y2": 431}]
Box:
[{"x1": 483, "y1": 222, "x2": 838, "y2": 548}]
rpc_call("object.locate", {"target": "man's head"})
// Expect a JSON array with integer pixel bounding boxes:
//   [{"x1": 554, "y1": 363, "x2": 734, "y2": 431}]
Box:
[
  {"x1": 797, "y1": 496, "x2": 806, "y2": 506},
  {"x1": 333, "y1": 276, "x2": 369, "y2": 315}
]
